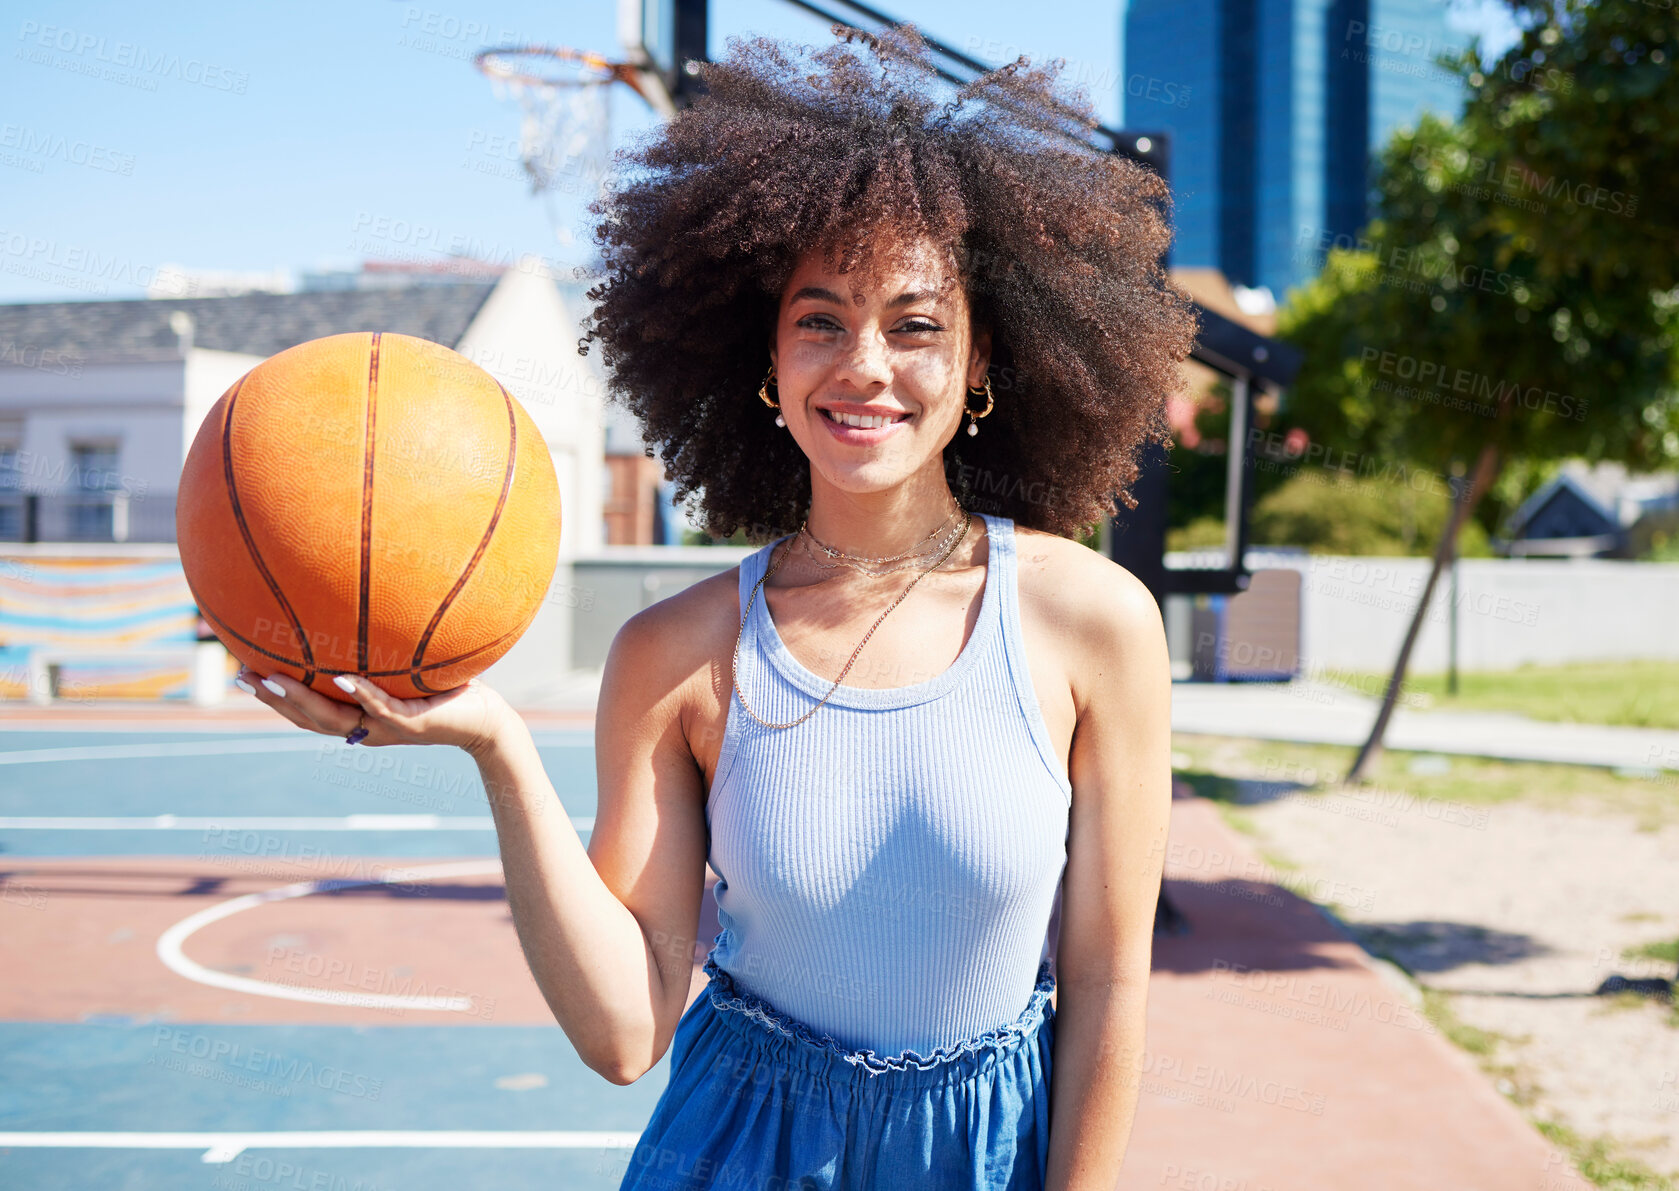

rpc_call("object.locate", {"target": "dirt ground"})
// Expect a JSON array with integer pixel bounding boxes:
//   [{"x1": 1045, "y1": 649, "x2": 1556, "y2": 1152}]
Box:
[{"x1": 1174, "y1": 736, "x2": 1679, "y2": 1185}]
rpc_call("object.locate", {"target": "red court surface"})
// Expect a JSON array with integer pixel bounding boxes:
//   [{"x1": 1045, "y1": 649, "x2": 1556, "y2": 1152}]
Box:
[{"x1": 2, "y1": 703, "x2": 1592, "y2": 1190}]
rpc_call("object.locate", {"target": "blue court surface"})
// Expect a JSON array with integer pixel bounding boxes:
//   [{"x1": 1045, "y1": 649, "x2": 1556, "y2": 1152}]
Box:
[{"x1": 0, "y1": 723, "x2": 675, "y2": 1191}]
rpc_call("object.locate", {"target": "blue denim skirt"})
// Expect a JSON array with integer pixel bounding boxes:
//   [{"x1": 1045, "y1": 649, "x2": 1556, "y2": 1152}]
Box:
[{"x1": 617, "y1": 956, "x2": 1057, "y2": 1191}]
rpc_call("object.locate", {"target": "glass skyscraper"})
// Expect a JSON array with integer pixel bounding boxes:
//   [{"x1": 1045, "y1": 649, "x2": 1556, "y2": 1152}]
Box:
[{"x1": 1122, "y1": 0, "x2": 1466, "y2": 299}]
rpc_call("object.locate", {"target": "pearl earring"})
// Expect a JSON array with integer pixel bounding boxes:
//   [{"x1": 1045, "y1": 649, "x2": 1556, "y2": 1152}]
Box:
[
  {"x1": 965, "y1": 376, "x2": 995, "y2": 436},
  {"x1": 759, "y1": 363, "x2": 787, "y2": 429}
]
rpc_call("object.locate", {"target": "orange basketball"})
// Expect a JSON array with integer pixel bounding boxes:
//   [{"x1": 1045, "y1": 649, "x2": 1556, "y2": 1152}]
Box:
[{"x1": 176, "y1": 331, "x2": 562, "y2": 702}]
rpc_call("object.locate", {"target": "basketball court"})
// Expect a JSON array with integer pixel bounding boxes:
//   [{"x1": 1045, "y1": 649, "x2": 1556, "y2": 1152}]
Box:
[
  {"x1": 0, "y1": 706, "x2": 672, "y2": 1189},
  {"x1": 0, "y1": 701, "x2": 1593, "y2": 1189}
]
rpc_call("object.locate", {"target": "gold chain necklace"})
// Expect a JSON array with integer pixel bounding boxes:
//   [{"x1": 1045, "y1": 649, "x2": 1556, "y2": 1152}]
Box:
[
  {"x1": 731, "y1": 508, "x2": 973, "y2": 730},
  {"x1": 801, "y1": 497, "x2": 962, "y2": 568},
  {"x1": 797, "y1": 504, "x2": 967, "y2": 578}
]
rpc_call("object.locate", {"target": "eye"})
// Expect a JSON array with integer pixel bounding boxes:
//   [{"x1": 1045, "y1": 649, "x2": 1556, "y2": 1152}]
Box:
[
  {"x1": 896, "y1": 319, "x2": 944, "y2": 334},
  {"x1": 796, "y1": 314, "x2": 842, "y2": 331}
]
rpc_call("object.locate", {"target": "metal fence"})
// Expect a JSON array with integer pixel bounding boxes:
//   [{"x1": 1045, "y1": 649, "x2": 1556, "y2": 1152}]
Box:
[{"x1": 0, "y1": 490, "x2": 177, "y2": 543}]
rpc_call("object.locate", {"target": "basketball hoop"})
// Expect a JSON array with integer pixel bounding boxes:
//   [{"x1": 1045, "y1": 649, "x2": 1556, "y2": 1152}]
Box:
[{"x1": 473, "y1": 46, "x2": 660, "y2": 207}]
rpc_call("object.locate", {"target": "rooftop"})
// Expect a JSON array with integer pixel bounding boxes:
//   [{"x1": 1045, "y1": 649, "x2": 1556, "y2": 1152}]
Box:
[{"x1": 0, "y1": 284, "x2": 498, "y2": 363}]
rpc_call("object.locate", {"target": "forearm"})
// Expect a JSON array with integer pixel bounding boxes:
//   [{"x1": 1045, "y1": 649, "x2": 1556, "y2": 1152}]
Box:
[
  {"x1": 472, "y1": 721, "x2": 663, "y2": 1082},
  {"x1": 1044, "y1": 978, "x2": 1150, "y2": 1190}
]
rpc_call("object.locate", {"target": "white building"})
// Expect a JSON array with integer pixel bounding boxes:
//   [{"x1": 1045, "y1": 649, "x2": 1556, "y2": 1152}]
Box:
[
  {"x1": 0, "y1": 256, "x2": 608, "y2": 555},
  {"x1": 0, "y1": 259, "x2": 620, "y2": 704}
]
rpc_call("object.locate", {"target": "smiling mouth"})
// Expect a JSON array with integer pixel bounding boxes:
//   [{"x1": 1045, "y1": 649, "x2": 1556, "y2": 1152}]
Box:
[{"x1": 819, "y1": 409, "x2": 911, "y2": 429}]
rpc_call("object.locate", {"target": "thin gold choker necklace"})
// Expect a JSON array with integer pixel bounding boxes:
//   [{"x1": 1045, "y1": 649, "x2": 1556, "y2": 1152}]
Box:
[
  {"x1": 798, "y1": 513, "x2": 967, "y2": 578},
  {"x1": 800, "y1": 499, "x2": 964, "y2": 572}
]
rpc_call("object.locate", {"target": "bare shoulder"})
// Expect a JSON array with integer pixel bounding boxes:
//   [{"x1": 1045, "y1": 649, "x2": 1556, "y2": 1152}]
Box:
[
  {"x1": 1011, "y1": 524, "x2": 1167, "y2": 709},
  {"x1": 1012, "y1": 525, "x2": 1160, "y2": 633}
]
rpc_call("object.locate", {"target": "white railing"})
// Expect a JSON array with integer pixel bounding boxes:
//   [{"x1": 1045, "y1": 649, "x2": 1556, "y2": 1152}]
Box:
[{"x1": 0, "y1": 490, "x2": 177, "y2": 543}]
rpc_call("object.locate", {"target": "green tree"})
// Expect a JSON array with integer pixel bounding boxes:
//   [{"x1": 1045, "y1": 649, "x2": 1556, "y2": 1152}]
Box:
[
  {"x1": 1274, "y1": 11, "x2": 1679, "y2": 781},
  {"x1": 1248, "y1": 472, "x2": 1493, "y2": 557},
  {"x1": 1462, "y1": 0, "x2": 1679, "y2": 300}
]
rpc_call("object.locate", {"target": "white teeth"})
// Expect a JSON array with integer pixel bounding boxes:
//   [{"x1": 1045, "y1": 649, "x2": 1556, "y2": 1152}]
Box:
[{"x1": 830, "y1": 411, "x2": 901, "y2": 429}]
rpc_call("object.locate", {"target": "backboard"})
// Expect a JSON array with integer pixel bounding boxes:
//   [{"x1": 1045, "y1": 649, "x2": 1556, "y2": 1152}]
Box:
[
  {"x1": 619, "y1": 0, "x2": 674, "y2": 79},
  {"x1": 616, "y1": 0, "x2": 704, "y2": 112}
]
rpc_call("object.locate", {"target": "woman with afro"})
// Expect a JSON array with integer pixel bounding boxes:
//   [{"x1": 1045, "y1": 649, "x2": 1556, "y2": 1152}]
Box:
[{"x1": 245, "y1": 21, "x2": 1195, "y2": 1191}]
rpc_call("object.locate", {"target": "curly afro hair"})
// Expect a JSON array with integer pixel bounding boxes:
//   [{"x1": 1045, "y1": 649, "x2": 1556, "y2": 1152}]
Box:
[{"x1": 578, "y1": 24, "x2": 1198, "y2": 542}]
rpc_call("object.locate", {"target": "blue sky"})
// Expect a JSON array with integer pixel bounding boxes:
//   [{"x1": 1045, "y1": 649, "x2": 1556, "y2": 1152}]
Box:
[{"x1": 0, "y1": 0, "x2": 1520, "y2": 304}]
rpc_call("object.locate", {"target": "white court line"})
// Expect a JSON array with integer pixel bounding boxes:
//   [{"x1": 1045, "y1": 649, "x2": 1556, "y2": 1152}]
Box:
[
  {"x1": 0, "y1": 735, "x2": 589, "y2": 765},
  {"x1": 156, "y1": 860, "x2": 510, "y2": 1011},
  {"x1": 0, "y1": 1131, "x2": 641, "y2": 1164},
  {"x1": 0, "y1": 815, "x2": 594, "y2": 831},
  {"x1": 0, "y1": 739, "x2": 334, "y2": 765},
  {"x1": 0, "y1": 720, "x2": 592, "y2": 739}
]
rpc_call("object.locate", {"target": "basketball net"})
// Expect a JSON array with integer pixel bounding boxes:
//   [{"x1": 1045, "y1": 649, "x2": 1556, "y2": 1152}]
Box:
[
  {"x1": 499, "y1": 74, "x2": 611, "y2": 199},
  {"x1": 477, "y1": 48, "x2": 627, "y2": 249}
]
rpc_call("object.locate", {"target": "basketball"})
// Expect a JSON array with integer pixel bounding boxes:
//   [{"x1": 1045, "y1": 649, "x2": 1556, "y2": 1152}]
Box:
[{"x1": 175, "y1": 331, "x2": 562, "y2": 702}]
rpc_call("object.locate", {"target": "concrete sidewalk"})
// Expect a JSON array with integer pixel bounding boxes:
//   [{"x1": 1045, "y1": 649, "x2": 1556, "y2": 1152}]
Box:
[
  {"x1": 1171, "y1": 678, "x2": 1679, "y2": 772},
  {"x1": 1112, "y1": 781, "x2": 1592, "y2": 1191}
]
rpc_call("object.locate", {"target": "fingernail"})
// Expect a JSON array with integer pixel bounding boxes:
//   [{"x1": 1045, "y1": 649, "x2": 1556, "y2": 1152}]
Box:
[
  {"x1": 333, "y1": 675, "x2": 356, "y2": 693},
  {"x1": 261, "y1": 677, "x2": 286, "y2": 697},
  {"x1": 234, "y1": 677, "x2": 256, "y2": 695}
]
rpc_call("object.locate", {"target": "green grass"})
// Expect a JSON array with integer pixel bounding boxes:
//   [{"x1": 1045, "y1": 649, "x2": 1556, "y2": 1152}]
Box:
[
  {"x1": 1415, "y1": 986, "x2": 1547, "y2": 1111},
  {"x1": 1414, "y1": 934, "x2": 1674, "y2": 1184},
  {"x1": 1593, "y1": 990, "x2": 1662, "y2": 1017},
  {"x1": 1418, "y1": 986, "x2": 1506, "y2": 1057},
  {"x1": 1172, "y1": 733, "x2": 1679, "y2": 828},
  {"x1": 1331, "y1": 660, "x2": 1679, "y2": 730},
  {"x1": 1625, "y1": 939, "x2": 1679, "y2": 965},
  {"x1": 1213, "y1": 803, "x2": 1260, "y2": 839},
  {"x1": 1411, "y1": 912, "x2": 1674, "y2": 1186},
  {"x1": 1535, "y1": 1120, "x2": 1678, "y2": 1191}
]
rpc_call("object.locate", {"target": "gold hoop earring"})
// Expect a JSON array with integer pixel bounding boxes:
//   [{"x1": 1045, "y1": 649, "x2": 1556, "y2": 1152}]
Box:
[
  {"x1": 964, "y1": 376, "x2": 994, "y2": 437},
  {"x1": 759, "y1": 364, "x2": 785, "y2": 428}
]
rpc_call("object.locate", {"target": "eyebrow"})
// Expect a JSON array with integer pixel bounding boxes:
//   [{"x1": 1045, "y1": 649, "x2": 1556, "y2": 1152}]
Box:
[{"x1": 789, "y1": 286, "x2": 942, "y2": 309}]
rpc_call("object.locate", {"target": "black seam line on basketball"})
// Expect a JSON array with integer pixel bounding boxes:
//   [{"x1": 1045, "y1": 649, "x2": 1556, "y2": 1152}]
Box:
[
  {"x1": 408, "y1": 380, "x2": 519, "y2": 695},
  {"x1": 221, "y1": 373, "x2": 317, "y2": 687},
  {"x1": 357, "y1": 332, "x2": 380, "y2": 675},
  {"x1": 197, "y1": 600, "x2": 525, "y2": 676}
]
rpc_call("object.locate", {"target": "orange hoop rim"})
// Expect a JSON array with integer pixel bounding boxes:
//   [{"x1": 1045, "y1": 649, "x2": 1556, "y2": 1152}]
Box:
[{"x1": 473, "y1": 44, "x2": 661, "y2": 106}]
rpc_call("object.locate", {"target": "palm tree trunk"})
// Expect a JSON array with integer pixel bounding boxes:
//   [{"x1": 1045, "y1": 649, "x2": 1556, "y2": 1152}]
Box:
[{"x1": 1344, "y1": 440, "x2": 1505, "y2": 784}]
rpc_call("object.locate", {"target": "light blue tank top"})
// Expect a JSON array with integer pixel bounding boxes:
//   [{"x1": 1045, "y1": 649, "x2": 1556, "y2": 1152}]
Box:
[{"x1": 705, "y1": 512, "x2": 1073, "y2": 1060}]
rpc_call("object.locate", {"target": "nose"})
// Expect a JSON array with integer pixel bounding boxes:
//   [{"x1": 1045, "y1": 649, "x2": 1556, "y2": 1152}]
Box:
[{"x1": 832, "y1": 325, "x2": 892, "y2": 392}]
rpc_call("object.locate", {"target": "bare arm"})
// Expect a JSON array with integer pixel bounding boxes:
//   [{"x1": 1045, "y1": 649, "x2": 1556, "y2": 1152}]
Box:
[
  {"x1": 472, "y1": 602, "x2": 710, "y2": 1085},
  {"x1": 231, "y1": 616, "x2": 709, "y2": 1089},
  {"x1": 1043, "y1": 562, "x2": 1174, "y2": 1191}
]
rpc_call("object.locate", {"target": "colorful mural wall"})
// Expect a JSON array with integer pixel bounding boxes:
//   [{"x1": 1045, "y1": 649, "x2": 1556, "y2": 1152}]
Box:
[{"x1": 0, "y1": 553, "x2": 227, "y2": 701}]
